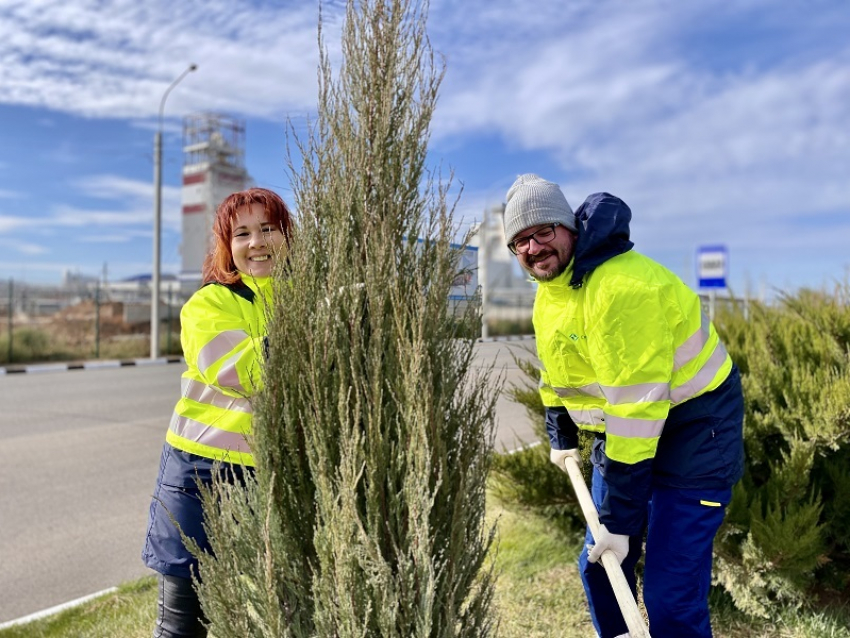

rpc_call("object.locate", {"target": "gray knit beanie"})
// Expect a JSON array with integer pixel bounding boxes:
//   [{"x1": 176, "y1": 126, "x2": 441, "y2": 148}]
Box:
[{"x1": 503, "y1": 174, "x2": 577, "y2": 243}]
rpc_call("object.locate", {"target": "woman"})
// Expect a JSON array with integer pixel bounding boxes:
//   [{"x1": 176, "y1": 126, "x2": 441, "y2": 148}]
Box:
[{"x1": 142, "y1": 187, "x2": 292, "y2": 638}]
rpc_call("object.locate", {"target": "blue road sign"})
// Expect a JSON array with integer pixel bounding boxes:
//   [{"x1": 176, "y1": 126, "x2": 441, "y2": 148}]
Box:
[{"x1": 697, "y1": 245, "x2": 728, "y2": 289}]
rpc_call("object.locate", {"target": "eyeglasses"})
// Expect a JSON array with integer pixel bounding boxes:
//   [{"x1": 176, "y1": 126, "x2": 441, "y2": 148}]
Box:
[{"x1": 508, "y1": 223, "x2": 559, "y2": 255}]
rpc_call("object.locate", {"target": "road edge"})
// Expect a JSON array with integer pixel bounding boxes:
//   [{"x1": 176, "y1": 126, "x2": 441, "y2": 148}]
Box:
[{"x1": 0, "y1": 356, "x2": 185, "y2": 375}]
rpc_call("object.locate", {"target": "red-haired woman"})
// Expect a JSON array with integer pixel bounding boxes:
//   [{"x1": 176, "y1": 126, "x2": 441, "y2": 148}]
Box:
[{"x1": 142, "y1": 187, "x2": 292, "y2": 637}]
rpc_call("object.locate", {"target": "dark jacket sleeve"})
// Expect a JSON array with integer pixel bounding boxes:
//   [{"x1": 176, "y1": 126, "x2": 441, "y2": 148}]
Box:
[
  {"x1": 599, "y1": 455, "x2": 652, "y2": 535},
  {"x1": 545, "y1": 406, "x2": 579, "y2": 450}
]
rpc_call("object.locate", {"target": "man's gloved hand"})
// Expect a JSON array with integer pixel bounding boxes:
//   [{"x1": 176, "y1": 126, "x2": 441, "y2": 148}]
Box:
[
  {"x1": 587, "y1": 524, "x2": 629, "y2": 565},
  {"x1": 549, "y1": 447, "x2": 581, "y2": 472}
]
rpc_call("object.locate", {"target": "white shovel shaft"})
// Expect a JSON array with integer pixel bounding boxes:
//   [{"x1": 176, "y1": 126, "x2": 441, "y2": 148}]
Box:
[{"x1": 563, "y1": 456, "x2": 652, "y2": 638}]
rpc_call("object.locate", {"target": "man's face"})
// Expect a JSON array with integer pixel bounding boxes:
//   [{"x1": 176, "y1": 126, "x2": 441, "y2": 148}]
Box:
[{"x1": 513, "y1": 223, "x2": 577, "y2": 282}]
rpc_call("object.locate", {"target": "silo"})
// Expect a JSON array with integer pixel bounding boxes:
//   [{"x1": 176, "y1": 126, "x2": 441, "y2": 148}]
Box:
[{"x1": 179, "y1": 113, "x2": 252, "y2": 292}]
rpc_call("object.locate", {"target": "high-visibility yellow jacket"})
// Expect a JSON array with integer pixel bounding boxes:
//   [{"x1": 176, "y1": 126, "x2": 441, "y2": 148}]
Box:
[
  {"x1": 536, "y1": 251, "x2": 732, "y2": 464},
  {"x1": 535, "y1": 192, "x2": 741, "y2": 534},
  {"x1": 165, "y1": 275, "x2": 273, "y2": 466}
]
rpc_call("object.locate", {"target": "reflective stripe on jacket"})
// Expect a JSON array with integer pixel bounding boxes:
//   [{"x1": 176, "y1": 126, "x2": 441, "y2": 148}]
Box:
[
  {"x1": 535, "y1": 250, "x2": 732, "y2": 468},
  {"x1": 165, "y1": 275, "x2": 272, "y2": 466}
]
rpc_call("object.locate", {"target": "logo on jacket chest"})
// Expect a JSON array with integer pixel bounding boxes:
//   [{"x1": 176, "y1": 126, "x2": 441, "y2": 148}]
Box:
[
  {"x1": 562, "y1": 332, "x2": 589, "y2": 362},
  {"x1": 562, "y1": 330, "x2": 586, "y2": 343}
]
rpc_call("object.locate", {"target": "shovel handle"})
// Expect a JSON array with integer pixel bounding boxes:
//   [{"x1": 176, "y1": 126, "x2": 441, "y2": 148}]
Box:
[{"x1": 563, "y1": 456, "x2": 652, "y2": 638}]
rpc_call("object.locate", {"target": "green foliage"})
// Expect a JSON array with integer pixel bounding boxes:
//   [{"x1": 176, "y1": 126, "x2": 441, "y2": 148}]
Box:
[
  {"x1": 504, "y1": 351, "x2": 545, "y2": 429},
  {"x1": 194, "y1": 1, "x2": 499, "y2": 636},
  {"x1": 486, "y1": 318, "x2": 534, "y2": 338},
  {"x1": 489, "y1": 347, "x2": 591, "y2": 534},
  {"x1": 0, "y1": 327, "x2": 58, "y2": 363},
  {"x1": 490, "y1": 445, "x2": 585, "y2": 534},
  {"x1": 707, "y1": 586, "x2": 850, "y2": 638},
  {"x1": 0, "y1": 327, "x2": 182, "y2": 365},
  {"x1": 713, "y1": 284, "x2": 850, "y2": 616},
  {"x1": 2, "y1": 510, "x2": 848, "y2": 638},
  {"x1": 823, "y1": 459, "x2": 850, "y2": 557}
]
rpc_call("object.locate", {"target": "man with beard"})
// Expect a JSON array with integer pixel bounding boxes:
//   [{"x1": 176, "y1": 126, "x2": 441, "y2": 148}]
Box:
[{"x1": 502, "y1": 174, "x2": 744, "y2": 638}]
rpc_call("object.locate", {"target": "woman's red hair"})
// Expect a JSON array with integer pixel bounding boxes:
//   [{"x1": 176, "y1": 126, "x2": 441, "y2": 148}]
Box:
[{"x1": 201, "y1": 187, "x2": 293, "y2": 285}]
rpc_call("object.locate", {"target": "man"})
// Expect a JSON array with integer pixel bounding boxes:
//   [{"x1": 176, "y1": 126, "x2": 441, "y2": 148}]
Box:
[{"x1": 502, "y1": 174, "x2": 744, "y2": 638}]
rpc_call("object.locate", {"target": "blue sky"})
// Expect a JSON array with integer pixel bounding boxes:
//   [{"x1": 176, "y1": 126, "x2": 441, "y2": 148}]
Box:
[{"x1": 0, "y1": 0, "x2": 848, "y2": 297}]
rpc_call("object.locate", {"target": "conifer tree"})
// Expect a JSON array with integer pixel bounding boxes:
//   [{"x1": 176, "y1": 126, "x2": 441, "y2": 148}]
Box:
[
  {"x1": 192, "y1": 1, "x2": 500, "y2": 635},
  {"x1": 712, "y1": 285, "x2": 850, "y2": 616}
]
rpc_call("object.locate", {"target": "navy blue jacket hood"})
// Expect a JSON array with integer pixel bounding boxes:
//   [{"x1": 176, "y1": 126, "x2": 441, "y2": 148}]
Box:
[{"x1": 569, "y1": 192, "x2": 634, "y2": 288}]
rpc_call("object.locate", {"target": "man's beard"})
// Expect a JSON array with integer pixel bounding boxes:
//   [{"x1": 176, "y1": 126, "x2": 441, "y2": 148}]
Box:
[{"x1": 526, "y1": 250, "x2": 568, "y2": 282}]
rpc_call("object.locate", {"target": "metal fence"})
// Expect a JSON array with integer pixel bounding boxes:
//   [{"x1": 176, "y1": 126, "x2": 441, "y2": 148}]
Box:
[
  {"x1": 1, "y1": 276, "x2": 751, "y2": 366},
  {"x1": 0, "y1": 279, "x2": 188, "y2": 365}
]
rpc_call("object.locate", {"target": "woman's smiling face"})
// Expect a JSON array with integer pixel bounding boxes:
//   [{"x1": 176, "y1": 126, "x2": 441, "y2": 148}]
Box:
[{"x1": 230, "y1": 202, "x2": 285, "y2": 277}]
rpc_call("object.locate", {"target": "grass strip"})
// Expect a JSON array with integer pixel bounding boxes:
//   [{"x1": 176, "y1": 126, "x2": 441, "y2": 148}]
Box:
[{"x1": 2, "y1": 496, "x2": 847, "y2": 637}]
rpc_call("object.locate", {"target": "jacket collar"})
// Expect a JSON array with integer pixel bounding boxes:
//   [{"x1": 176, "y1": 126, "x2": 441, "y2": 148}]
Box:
[
  {"x1": 569, "y1": 192, "x2": 634, "y2": 288},
  {"x1": 208, "y1": 273, "x2": 273, "y2": 304}
]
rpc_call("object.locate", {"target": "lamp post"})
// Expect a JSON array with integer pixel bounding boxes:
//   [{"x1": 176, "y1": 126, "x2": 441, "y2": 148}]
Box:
[
  {"x1": 480, "y1": 206, "x2": 489, "y2": 339},
  {"x1": 151, "y1": 63, "x2": 197, "y2": 359}
]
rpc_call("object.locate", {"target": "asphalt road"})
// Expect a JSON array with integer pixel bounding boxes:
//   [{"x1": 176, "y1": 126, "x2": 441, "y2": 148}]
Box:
[{"x1": 0, "y1": 339, "x2": 539, "y2": 624}]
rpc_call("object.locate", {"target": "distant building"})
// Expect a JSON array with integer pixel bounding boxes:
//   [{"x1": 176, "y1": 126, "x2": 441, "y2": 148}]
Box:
[
  {"x1": 179, "y1": 113, "x2": 253, "y2": 292},
  {"x1": 469, "y1": 203, "x2": 537, "y2": 327},
  {"x1": 61, "y1": 269, "x2": 100, "y2": 289}
]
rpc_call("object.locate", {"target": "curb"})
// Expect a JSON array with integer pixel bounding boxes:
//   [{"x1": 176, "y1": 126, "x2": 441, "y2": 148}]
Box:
[
  {"x1": 0, "y1": 356, "x2": 185, "y2": 375},
  {"x1": 0, "y1": 587, "x2": 118, "y2": 631},
  {"x1": 0, "y1": 337, "x2": 533, "y2": 373},
  {"x1": 476, "y1": 334, "x2": 535, "y2": 343}
]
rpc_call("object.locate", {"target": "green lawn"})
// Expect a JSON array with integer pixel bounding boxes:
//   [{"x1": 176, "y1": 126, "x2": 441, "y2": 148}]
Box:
[
  {"x1": 2, "y1": 496, "x2": 847, "y2": 637},
  {"x1": 0, "y1": 578, "x2": 158, "y2": 638}
]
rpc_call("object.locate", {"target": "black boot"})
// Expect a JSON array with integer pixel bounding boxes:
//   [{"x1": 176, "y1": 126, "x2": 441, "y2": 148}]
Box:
[{"x1": 152, "y1": 574, "x2": 207, "y2": 638}]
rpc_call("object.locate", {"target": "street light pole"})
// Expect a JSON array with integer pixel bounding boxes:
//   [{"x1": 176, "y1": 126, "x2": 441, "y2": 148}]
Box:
[
  {"x1": 480, "y1": 206, "x2": 489, "y2": 339},
  {"x1": 151, "y1": 63, "x2": 197, "y2": 359}
]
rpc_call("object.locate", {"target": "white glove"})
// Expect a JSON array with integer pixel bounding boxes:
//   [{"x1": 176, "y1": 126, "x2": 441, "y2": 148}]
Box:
[
  {"x1": 549, "y1": 447, "x2": 581, "y2": 472},
  {"x1": 587, "y1": 524, "x2": 629, "y2": 565}
]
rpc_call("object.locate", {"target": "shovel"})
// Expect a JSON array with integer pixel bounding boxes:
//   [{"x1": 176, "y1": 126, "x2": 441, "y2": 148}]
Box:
[{"x1": 563, "y1": 456, "x2": 652, "y2": 638}]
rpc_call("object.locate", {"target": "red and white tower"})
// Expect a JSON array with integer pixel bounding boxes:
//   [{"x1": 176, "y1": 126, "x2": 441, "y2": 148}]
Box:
[{"x1": 180, "y1": 113, "x2": 252, "y2": 290}]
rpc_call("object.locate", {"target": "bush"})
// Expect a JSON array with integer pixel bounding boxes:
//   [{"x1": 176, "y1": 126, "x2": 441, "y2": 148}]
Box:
[
  {"x1": 193, "y1": 1, "x2": 500, "y2": 636},
  {"x1": 0, "y1": 326, "x2": 182, "y2": 365},
  {"x1": 713, "y1": 285, "x2": 850, "y2": 616},
  {"x1": 486, "y1": 318, "x2": 534, "y2": 338},
  {"x1": 0, "y1": 327, "x2": 55, "y2": 363},
  {"x1": 489, "y1": 348, "x2": 590, "y2": 535}
]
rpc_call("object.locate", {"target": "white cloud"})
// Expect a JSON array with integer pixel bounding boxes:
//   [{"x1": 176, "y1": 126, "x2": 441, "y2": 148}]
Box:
[
  {"x1": 0, "y1": 174, "x2": 181, "y2": 245},
  {"x1": 75, "y1": 174, "x2": 157, "y2": 201},
  {"x1": 0, "y1": 238, "x2": 49, "y2": 255},
  {"x1": 0, "y1": 0, "x2": 847, "y2": 290},
  {"x1": 427, "y1": 0, "x2": 850, "y2": 274},
  {"x1": 0, "y1": 215, "x2": 30, "y2": 232},
  {"x1": 0, "y1": 0, "x2": 344, "y2": 119},
  {"x1": 50, "y1": 205, "x2": 148, "y2": 227},
  {"x1": 67, "y1": 175, "x2": 182, "y2": 230},
  {"x1": 78, "y1": 231, "x2": 150, "y2": 243}
]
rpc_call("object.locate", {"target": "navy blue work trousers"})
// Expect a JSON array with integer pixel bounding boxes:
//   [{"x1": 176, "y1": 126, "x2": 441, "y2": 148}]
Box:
[{"x1": 579, "y1": 465, "x2": 730, "y2": 638}]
